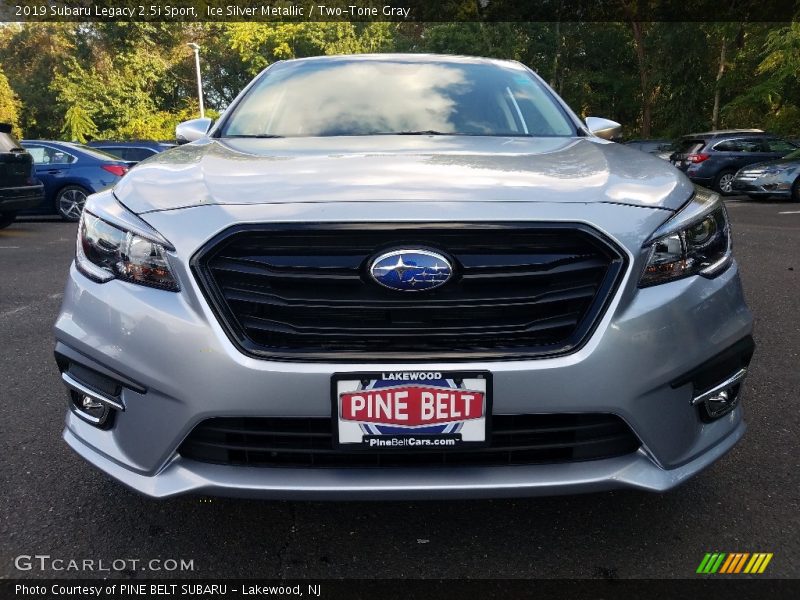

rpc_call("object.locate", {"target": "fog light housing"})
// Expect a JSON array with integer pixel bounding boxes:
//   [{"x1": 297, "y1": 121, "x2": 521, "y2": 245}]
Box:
[
  {"x1": 703, "y1": 387, "x2": 741, "y2": 420},
  {"x1": 692, "y1": 370, "x2": 746, "y2": 422},
  {"x1": 61, "y1": 370, "x2": 124, "y2": 429},
  {"x1": 81, "y1": 395, "x2": 104, "y2": 410},
  {"x1": 69, "y1": 390, "x2": 112, "y2": 426}
]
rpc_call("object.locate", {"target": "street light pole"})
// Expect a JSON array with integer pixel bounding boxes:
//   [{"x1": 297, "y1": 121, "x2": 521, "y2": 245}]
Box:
[{"x1": 187, "y1": 43, "x2": 204, "y2": 118}]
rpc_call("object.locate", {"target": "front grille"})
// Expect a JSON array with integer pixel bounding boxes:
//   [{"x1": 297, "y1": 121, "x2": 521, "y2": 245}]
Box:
[
  {"x1": 192, "y1": 223, "x2": 625, "y2": 361},
  {"x1": 179, "y1": 414, "x2": 640, "y2": 468}
]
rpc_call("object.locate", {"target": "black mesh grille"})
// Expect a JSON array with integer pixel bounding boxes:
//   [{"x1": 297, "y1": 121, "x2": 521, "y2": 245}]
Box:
[
  {"x1": 178, "y1": 414, "x2": 640, "y2": 468},
  {"x1": 191, "y1": 223, "x2": 625, "y2": 361}
]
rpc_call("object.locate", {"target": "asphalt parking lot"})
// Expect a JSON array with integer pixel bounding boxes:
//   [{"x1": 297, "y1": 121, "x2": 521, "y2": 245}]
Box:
[{"x1": 1, "y1": 198, "x2": 798, "y2": 580}]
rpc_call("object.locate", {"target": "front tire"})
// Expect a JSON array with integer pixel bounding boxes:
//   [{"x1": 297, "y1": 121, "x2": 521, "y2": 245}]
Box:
[
  {"x1": 0, "y1": 212, "x2": 17, "y2": 229},
  {"x1": 792, "y1": 177, "x2": 800, "y2": 203},
  {"x1": 56, "y1": 185, "x2": 89, "y2": 222},
  {"x1": 714, "y1": 169, "x2": 737, "y2": 196}
]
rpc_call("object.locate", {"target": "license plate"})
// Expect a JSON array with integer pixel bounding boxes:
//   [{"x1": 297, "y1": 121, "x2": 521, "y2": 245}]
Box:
[{"x1": 332, "y1": 371, "x2": 491, "y2": 450}]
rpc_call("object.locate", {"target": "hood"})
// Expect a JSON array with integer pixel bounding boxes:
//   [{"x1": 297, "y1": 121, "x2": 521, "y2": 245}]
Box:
[
  {"x1": 114, "y1": 136, "x2": 693, "y2": 214},
  {"x1": 742, "y1": 157, "x2": 800, "y2": 171}
]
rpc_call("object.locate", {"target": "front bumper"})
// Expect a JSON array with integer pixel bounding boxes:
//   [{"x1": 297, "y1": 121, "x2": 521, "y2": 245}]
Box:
[
  {"x1": 54, "y1": 202, "x2": 754, "y2": 499},
  {"x1": 732, "y1": 180, "x2": 792, "y2": 197},
  {"x1": 64, "y1": 421, "x2": 745, "y2": 499}
]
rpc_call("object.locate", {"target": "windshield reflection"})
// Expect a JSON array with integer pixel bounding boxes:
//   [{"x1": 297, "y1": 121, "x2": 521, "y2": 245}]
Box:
[{"x1": 223, "y1": 59, "x2": 574, "y2": 138}]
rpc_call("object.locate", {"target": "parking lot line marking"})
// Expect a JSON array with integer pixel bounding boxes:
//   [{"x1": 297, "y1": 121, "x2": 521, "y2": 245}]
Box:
[{"x1": 778, "y1": 210, "x2": 800, "y2": 214}]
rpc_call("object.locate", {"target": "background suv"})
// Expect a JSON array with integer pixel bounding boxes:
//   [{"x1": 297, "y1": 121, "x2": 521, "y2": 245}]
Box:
[
  {"x1": 0, "y1": 124, "x2": 44, "y2": 229},
  {"x1": 624, "y1": 138, "x2": 672, "y2": 158},
  {"x1": 670, "y1": 130, "x2": 797, "y2": 194}
]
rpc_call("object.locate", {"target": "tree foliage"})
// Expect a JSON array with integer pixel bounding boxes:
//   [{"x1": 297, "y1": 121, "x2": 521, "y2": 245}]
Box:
[
  {"x1": 0, "y1": 21, "x2": 797, "y2": 141},
  {"x1": 0, "y1": 66, "x2": 21, "y2": 135},
  {"x1": 60, "y1": 104, "x2": 96, "y2": 143}
]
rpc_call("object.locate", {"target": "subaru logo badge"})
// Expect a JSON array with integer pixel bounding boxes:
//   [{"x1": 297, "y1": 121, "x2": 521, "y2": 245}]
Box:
[{"x1": 369, "y1": 249, "x2": 453, "y2": 292}]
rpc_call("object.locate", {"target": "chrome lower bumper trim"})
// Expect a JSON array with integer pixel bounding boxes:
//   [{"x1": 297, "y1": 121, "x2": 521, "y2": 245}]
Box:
[
  {"x1": 691, "y1": 368, "x2": 747, "y2": 406},
  {"x1": 61, "y1": 371, "x2": 125, "y2": 412}
]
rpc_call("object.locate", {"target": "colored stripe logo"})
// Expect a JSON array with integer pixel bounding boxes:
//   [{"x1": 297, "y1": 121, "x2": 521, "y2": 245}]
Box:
[{"x1": 697, "y1": 552, "x2": 773, "y2": 574}]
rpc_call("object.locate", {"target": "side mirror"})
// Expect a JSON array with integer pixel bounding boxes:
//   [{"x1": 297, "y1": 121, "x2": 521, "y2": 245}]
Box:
[
  {"x1": 175, "y1": 117, "x2": 213, "y2": 144},
  {"x1": 585, "y1": 117, "x2": 622, "y2": 141}
]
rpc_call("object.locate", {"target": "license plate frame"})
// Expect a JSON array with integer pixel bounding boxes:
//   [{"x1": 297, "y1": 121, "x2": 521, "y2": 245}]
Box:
[{"x1": 331, "y1": 371, "x2": 492, "y2": 451}]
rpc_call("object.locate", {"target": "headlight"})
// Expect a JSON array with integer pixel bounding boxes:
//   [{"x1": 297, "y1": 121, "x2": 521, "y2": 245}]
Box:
[
  {"x1": 76, "y1": 211, "x2": 179, "y2": 291},
  {"x1": 762, "y1": 166, "x2": 787, "y2": 175},
  {"x1": 640, "y1": 188, "x2": 731, "y2": 287}
]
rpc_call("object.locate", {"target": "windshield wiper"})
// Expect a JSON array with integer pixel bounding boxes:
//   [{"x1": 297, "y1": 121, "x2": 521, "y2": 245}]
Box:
[
  {"x1": 364, "y1": 130, "x2": 454, "y2": 136},
  {"x1": 375, "y1": 131, "x2": 535, "y2": 137},
  {"x1": 224, "y1": 134, "x2": 284, "y2": 139},
  {"x1": 393, "y1": 130, "x2": 452, "y2": 135}
]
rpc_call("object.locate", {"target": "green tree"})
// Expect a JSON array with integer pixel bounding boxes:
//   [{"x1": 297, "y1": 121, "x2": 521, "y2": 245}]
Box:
[
  {"x1": 0, "y1": 66, "x2": 22, "y2": 136},
  {"x1": 0, "y1": 20, "x2": 797, "y2": 143},
  {"x1": 61, "y1": 104, "x2": 97, "y2": 142},
  {"x1": 751, "y1": 23, "x2": 800, "y2": 132},
  {"x1": 0, "y1": 23, "x2": 75, "y2": 138},
  {"x1": 222, "y1": 22, "x2": 394, "y2": 77}
]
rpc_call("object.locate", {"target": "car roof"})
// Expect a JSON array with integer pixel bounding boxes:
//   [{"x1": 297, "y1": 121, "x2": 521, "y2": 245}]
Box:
[
  {"x1": 23, "y1": 139, "x2": 83, "y2": 146},
  {"x1": 275, "y1": 53, "x2": 527, "y2": 70},
  {"x1": 21, "y1": 140, "x2": 128, "y2": 161},
  {"x1": 682, "y1": 129, "x2": 767, "y2": 139},
  {"x1": 88, "y1": 140, "x2": 173, "y2": 148},
  {"x1": 625, "y1": 139, "x2": 671, "y2": 143}
]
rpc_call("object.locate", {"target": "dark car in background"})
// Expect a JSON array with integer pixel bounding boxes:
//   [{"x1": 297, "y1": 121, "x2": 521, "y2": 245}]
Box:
[
  {"x1": 670, "y1": 130, "x2": 797, "y2": 194},
  {"x1": 732, "y1": 147, "x2": 800, "y2": 202},
  {"x1": 87, "y1": 140, "x2": 175, "y2": 165},
  {"x1": 0, "y1": 124, "x2": 44, "y2": 229},
  {"x1": 624, "y1": 138, "x2": 672, "y2": 157},
  {"x1": 20, "y1": 141, "x2": 129, "y2": 221}
]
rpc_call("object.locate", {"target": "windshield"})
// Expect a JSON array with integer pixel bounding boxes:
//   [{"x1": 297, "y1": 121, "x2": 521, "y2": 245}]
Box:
[
  {"x1": 220, "y1": 59, "x2": 576, "y2": 138},
  {"x1": 675, "y1": 139, "x2": 706, "y2": 154},
  {"x1": 71, "y1": 144, "x2": 126, "y2": 161},
  {"x1": 0, "y1": 131, "x2": 23, "y2": 152}
]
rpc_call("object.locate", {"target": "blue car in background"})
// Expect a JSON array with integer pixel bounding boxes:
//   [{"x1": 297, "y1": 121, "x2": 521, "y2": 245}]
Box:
[
  {"x1": 87, "y1": 140, "x2": 175, "y2": 164},
  {"x1": 20, "y1": 140, "x2": 129, "y2": 221}
]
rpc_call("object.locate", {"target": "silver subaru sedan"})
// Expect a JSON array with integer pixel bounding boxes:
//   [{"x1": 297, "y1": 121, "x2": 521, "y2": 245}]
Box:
[{"x1": 54, "y1": 54, "x2": 754, "y2": 499}]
